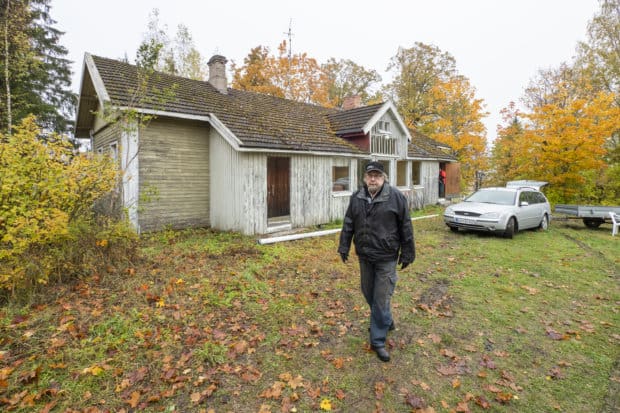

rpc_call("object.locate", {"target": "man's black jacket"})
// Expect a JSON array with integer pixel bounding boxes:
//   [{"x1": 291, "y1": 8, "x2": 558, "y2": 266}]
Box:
[{"x1": 338, "y1": 183, "x2": 415, "y2": 263}]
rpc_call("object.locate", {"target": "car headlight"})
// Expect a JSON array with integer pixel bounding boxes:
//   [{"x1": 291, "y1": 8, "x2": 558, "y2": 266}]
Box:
[
  {"x1": 444, "y1": 207, "x2": 454, "y2": 215},
  {"x1": 481, "y1": 212, "x2": 500, "y2": 219}
]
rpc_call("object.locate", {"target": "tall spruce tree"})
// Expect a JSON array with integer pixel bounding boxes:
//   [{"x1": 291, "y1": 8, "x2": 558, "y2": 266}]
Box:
[{"x1": 0, "y1": 0, "x2": 73, "y2": 135}]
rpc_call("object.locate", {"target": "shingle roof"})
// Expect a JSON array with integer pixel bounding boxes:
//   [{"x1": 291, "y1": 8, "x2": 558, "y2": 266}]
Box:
[
  {"x1": 326, "y1": 103, "x2": 384, "y2": 135},
  {"x1": 87, "y1": 55, "x2": 365, "y2": 154},
  {"x1": 408, "y1": 129, "x2": 457, "y2": 161},
  {"x1": 80, "y1": 55, "x2": 456, "y2": 160}
]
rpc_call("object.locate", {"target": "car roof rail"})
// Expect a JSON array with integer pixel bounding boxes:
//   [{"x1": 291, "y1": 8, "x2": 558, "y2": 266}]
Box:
[{"x1": 506, "y1": 180, "x2": 548, "y2": 190}]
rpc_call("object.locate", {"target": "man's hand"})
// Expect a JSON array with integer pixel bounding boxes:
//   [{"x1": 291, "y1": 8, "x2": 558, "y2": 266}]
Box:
[
  {"x1": 340, "y1": 253, "x2": 348, "y2": 263},
  {"x1": 398, "y1": 256, "x2": 412, "y2": 270}
]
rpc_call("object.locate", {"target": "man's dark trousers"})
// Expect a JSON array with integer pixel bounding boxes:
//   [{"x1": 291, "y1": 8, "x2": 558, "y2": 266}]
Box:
[{"x1": 359, "y1": 258, "x2": 397, "y2": 349}]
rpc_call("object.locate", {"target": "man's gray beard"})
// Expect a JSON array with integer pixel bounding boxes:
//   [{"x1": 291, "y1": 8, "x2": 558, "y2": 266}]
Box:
[{"x1": 368, "y1": 184, "x2": 380, "y2": 193}]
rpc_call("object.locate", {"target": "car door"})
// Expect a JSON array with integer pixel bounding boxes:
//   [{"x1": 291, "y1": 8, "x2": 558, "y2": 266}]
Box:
[
  {"x1": 518, "y1": 191, "x2": 538, "y2": 229},
  {"x1": 533, "y1": 192, "x2": 550, "y2": 224}
]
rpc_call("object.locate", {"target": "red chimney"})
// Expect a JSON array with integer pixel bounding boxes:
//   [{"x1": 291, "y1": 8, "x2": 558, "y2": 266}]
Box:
[{"x1": 342, "y1": 95, "x2": 362, "y2": 110}]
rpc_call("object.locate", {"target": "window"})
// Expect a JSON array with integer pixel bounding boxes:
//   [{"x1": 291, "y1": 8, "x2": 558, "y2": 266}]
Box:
[
  {"x1": 533, "y1": 192, "x2": 547, "y2": 204},
  {"x1": 332, "y1": 166, "x2": 350, "y2": 191},
  {"x1": 371, "y1": 121, "x2": 396, "y2": 155},
  {"x1": 519, "y1": 191, "x2": 533, "y2": 204},
  {"x1": 396, "y1": 161, "x2": 407, "y2": 186},
  {"x1": 109, "y1": 142, "x2": 118, "y2": 161},
  {"x1": 373, "y1": 120, "x2": 391, "y2": 134},
  {"x1": 411, "y1": 161, "x2": 421, "y2": 185}
]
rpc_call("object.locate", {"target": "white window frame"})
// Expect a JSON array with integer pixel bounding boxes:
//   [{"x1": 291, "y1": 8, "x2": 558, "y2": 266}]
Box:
[
  {"x1": 371, "y1": 120, "x2": 396, "y2": 155},
  {"x1": 331, "y1": 159, "x2": 354, "y2": 197},
  {"x1": 109, "y1": 142, "x2": 118, "y2": 161},
  {"x1": 411, "y1": 161, "x2": 423, "y2": 187},
  {"x1": 396, "y1": 160, "x2": 409, "y2": 188}
]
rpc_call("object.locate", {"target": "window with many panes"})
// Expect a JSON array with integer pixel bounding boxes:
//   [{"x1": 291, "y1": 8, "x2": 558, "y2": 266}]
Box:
[
  {"x1": 371, "y1": 121, "x2": 396, "y2": 155},
  {"x1": 411, "y1": 161, "x2": 421, "y2": 185}
]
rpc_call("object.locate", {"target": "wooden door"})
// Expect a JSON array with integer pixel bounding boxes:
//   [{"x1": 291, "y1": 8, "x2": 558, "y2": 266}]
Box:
[
  {"x1": 267, "y1": 157, "x2": 290, "y2": 218},
  {"x1": 445, "y1": 162, "x2": 460, "y2": 198}
]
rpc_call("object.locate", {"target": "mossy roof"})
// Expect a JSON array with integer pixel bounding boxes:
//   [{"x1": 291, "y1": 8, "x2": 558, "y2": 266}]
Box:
[{"x1": 84, "y1": 54, "x2": 455, "y2": 160}]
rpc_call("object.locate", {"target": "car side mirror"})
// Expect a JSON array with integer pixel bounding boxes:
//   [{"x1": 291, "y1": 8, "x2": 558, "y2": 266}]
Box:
[{"x1": 520, "y1": 201, "x2": 529, "y2": 207}]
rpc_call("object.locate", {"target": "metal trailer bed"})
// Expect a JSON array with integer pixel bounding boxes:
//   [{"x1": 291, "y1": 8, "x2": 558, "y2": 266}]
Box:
[{"x1": 554, "y1": 204, "x2": 620, "y2": 228}]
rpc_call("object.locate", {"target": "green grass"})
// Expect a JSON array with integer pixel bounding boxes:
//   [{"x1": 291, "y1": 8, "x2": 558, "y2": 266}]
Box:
[{"x1": 0, "y1": 212, "x2": 618, "y2": 412}]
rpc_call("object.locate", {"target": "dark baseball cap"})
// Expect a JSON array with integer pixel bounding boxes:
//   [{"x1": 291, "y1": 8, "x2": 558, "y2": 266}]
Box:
[{"x1": 365, "y1": 161, "x2": 385, "y2": 174}]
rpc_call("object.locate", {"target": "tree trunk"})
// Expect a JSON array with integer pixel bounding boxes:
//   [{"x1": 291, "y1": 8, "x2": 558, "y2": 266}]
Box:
[{"x1": 3, "y1": 0, "x2": 11, "y2": 135}]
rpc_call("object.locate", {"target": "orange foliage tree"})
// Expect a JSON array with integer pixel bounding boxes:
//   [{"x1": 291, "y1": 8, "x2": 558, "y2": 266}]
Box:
[
  {"x1": 385, "y1": 44, "x2": 488, "y2": 189},
  {"x1": 493, "y1": 91, "x2": 620, "y2": 204},
  {"x1": 232, "y1": 41, "x2": 328, "y2": 105},
  {"x1": 419, "y1": 76, "x2": 488, "y2": 189},
  {"x1": 490, "y1": 103, "x2": 527, "y2": 185}
]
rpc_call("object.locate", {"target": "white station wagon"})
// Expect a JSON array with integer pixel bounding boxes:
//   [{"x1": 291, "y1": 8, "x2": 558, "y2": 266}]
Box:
[{"x1": 443, "y1": 181, "x2": 551, "y2": 238}]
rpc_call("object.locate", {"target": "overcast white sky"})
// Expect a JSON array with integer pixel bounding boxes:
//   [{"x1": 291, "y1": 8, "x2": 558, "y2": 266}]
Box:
[{"x1": 52, "y1": 0, "x2": 600, "y2": 141}]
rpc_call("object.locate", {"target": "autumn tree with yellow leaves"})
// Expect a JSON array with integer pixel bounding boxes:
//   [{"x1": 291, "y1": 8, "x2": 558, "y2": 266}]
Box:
[
  {"x1": 493, "y1": 1, "x2": 620, "y2": 204},
  {"x1": 385, "y1": 43, "x2": 488, "y2": 188},
  {"x1": 418, "y1": 76, "x2": 488, "y2": 189},
  {"x1": 493, "y1": 90, "x2": 619, "y2": 204},
  {"x1": 232, "y1": 41, "x2": 328, "y2": 105}
]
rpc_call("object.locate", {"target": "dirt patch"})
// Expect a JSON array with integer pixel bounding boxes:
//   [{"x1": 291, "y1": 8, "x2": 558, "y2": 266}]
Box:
[{"x1": 415, "y1": 278, "x2": 453, "y2": 315}]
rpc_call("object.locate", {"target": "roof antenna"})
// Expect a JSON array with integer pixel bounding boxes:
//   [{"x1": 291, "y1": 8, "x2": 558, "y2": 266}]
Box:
[
  {"x1": 283, "y1": 19, "x2": 294, "y2": 97},
  {"x1": 284, "y1": 19, "x2": 293, "y2": 63}
]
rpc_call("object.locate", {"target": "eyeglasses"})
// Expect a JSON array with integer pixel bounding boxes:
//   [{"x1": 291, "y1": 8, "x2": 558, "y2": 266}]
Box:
[{"x1": 366, "y1": 173, "x2": 384, "y2": 179}]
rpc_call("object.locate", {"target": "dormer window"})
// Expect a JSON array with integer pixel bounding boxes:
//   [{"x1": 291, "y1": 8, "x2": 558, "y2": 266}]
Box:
[
  {"x1": 371, "y1": 121, "x2": 395, "y2": 155},
  {"x1": 374, "y1": 121, "x2": 391, "y2": 135}
]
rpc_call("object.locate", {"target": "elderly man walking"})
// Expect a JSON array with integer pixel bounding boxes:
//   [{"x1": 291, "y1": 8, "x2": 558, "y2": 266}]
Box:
[{"x1": 338, "y1": 161, "x2": 415, "y2": 362}]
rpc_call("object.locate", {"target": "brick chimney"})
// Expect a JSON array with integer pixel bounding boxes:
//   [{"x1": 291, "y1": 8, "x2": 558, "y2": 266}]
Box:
[
  {"x1": 342, "y1": 95, "x2": 362, "y2": 110},
  {"x1": 207, "y1": 55, "x2": 228, "y2": 94}
]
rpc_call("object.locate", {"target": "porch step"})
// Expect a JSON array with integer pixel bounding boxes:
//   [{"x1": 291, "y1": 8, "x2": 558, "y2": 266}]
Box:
[{"x1": 265, "y1": 223, "x2": 293, "y2": 234}]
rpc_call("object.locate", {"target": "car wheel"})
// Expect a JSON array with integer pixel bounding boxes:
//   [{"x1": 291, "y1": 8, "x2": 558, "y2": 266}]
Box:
[
  {"x1": 539, "y1": 214, "x2": 549, "y2": 231},
  {"x1": 583, "y1": 218, "x2": 602, "y2": 228},
  {"x1": 504, "y1": 217, "x2": 516, "y2": 239},
  {"x1": 450, "y1": 226, "x2": 459, "y2": 233}
]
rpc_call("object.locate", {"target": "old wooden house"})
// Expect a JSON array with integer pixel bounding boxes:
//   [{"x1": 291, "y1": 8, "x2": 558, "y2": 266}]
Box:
[{"x1": 74, "y1": 53, "x2": 458, "y2": 235}]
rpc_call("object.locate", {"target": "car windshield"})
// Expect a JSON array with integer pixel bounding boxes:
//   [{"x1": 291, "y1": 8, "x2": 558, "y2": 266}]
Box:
[{"x1": 465, "y1": 190, "x2": 516, "y2": 205}]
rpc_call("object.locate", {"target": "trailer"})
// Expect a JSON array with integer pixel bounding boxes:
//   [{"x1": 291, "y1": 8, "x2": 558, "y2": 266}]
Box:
[{"x1": 554, "y1": 204, "x2": 620, "y2": 228}]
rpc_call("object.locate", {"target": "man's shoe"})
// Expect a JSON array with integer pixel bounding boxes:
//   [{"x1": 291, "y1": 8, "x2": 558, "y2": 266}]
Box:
[{"x1": 373, "y1": 346, "x2": 390, "y2": 362}]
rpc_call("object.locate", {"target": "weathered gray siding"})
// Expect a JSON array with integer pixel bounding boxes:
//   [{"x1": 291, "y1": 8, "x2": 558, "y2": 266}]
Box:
[
  {"x1": 290, "y1": 155, "x2": 331, "y2": 227},
  {"x1": 209, "y1": 131, "x2": 268, "y2": 235},
  {"x1": 139, "y1": 118, "x2": 210, "y2": 232},
  {"x1": 420, "y1": 161, "x2": 439, "y2": 205},
  {"x1": 291, "y1": 155, "x2": 360, "y2": 227},
  {"x1": 209, "y1": 148, "x2": 357, "y2": 233},
  {"x1": 93, "y1": 122, "x2": 120, "y2": 151}
]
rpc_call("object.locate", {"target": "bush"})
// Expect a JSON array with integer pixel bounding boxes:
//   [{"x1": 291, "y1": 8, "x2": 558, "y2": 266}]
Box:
[{"x1": 0, "y1": 116, "x2": 135, "y2": 295}]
